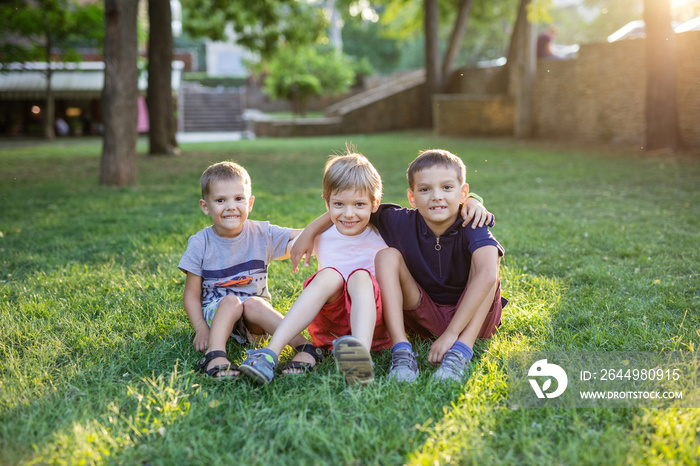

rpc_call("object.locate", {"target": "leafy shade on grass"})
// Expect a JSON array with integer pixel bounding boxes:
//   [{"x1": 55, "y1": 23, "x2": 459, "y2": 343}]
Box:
[{"x1": 1, "y1": 133, "x2": 698, "y2": 465}]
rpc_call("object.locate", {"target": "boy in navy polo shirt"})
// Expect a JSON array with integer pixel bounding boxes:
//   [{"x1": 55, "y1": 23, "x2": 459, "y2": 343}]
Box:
[
  {"x1": 291, "y1": 149, "x2": 501, "y2": 382},
  {"x1": 372, "y1": 149, "x2": 505, "y2": 382}
]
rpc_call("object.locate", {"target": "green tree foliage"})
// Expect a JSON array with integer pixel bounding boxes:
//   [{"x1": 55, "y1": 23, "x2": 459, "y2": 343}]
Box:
[
  {"x1": 459, "y1": 0, "x2": 518, "y2": 63},
  {"x1": 0, "y1": 0, "x2": 103, "y2": 64},
  {"x1": 180, "y1": 0, "x2": 325, "y2": 58},
  {"x1": 0, "y1": 0, "x2": 103, "y2": 139},
  {"x1": 537, "y1": 0, "x2": 699, "y2": 50},
  {"x1": 544, "y1": 0, "x2": 643, "y2": 45},
  {"x1": 263, "y1": 45, "x2": 356, "y2": 115},
  {"x1": 341, "y1": 6, "x2": 402, "y2": 73},
  {"x1": 372, "y1": 0, "x2": 518, "y2": 68}
]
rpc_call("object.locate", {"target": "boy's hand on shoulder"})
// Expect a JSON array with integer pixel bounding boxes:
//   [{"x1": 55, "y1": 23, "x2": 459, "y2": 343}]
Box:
[
  {"x1": 461, "y1": 198, "x2": 495, "y2": 229},
  {"x1": 193, "y1": 326, "x2": 209, "y2": 352},
  {"x1": 428, "y1": 331, "x2": 459, "y2": 366}
]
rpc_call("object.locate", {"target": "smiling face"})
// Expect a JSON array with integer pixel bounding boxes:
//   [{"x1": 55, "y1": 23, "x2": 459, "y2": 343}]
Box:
[
  {"x1": 407, "y1": 166, "x2": 468, "y2": 236},
  {"x1": 199, "y1": 178, "x2": 254, "y2": 238},
  {"x1": 326, "y1": 188, "x2": 379, "y2": 236}
]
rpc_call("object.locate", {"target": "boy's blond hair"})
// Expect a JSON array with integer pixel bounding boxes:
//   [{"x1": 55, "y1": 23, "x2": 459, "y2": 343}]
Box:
[
  {"x1": 407, "y1": 149, "x2": 466, "y2": 189},
  {"x1": 200, "y1": 161, "x2": 252, "y2": 198},
  {"x1": 322, "y1": 152, "x2": 382, "y2": 204}
]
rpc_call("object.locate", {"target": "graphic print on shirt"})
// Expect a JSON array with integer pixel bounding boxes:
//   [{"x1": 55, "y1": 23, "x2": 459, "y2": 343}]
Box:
[
  {"x1": 215, "y1": 276, "x2": 253, "y2": 287},
  {"x1": 201, "y1": 259, "x2": 267, "y2": 304}
]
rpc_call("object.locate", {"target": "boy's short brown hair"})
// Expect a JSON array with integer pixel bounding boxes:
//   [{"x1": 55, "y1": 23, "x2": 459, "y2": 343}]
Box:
[
  {"x1": 407, "y1": 149, "x2": 466, "y2": 189},
  {"x1": 322, "y1": 152, "x2": 382, "y2": 204},
  {"x1": 200, "y1": 161, "x2": 252, "y2": 198}
]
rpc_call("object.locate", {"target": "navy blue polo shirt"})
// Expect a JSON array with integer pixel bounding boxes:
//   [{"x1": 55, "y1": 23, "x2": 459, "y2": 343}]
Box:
[{"x1": 371, "y1": 203, "x2": 504, "y2": 305}]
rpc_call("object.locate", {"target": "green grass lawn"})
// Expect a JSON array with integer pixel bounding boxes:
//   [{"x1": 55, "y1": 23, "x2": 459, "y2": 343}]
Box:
[{"x1": 1, "y1": 132, "x2": 698, "y2": 465}]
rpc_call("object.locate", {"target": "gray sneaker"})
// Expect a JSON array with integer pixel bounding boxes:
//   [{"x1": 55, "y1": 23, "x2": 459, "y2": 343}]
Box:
[
  {"x1": 432, "y1": 349, "x2": 470, "y2": 382},
  {"x1": 387, "y1": 347, "x2": 419, "y2": 383}
]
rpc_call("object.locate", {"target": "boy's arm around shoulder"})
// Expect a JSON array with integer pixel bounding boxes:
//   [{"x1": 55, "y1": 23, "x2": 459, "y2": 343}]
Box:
[
  {"x1": 183, "y1": 272, "x2": 209, "y2": 352},
  {"x1": 276, "y1": 228, "x2": 303, "y2": 261},
  {"x1": 290, "y1": 212, "x2": 332, "y2": 272}
]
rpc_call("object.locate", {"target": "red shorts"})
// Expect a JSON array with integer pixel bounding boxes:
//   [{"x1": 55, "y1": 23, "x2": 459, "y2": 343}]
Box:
[
  {"x1": 403, "y1": 281, "x2": 506, "y2": 341},
  {"x1": 305, "y1": 268, "x2": 391, "y2": 352}
]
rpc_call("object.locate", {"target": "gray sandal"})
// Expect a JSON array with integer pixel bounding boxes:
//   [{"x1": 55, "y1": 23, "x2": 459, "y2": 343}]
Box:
[{"x1": 238, "y1": 348, "x2": 278, "y2": 385}]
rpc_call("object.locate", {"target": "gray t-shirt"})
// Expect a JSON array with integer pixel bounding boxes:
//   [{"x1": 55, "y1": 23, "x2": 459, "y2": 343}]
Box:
[{"x1": 178, "y1": 221, "x2": 292, "y2": 307}]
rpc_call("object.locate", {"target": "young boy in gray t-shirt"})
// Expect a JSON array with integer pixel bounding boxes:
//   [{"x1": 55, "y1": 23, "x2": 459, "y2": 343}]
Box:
[{"x1": 179, "y1": 161, "x2": 323, "y2": 379}]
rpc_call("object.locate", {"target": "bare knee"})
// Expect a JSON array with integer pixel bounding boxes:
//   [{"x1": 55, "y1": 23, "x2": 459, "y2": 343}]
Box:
[
  {"x1": 375, "y1": 248, "x2": 403, "y2": 273},
  {"x1": 242, "y1": 296, "x2": 270, "y2": 318},
  {"x1": 219, "y1": 294, "x2": 243, "y2": 312},
  {"x1": 313, "y1": 267, "x2": 345, "y2": 290},
  {"x1": 347, "y1": 269, "x2": 373, "y2": 290},
  {"x1": 214, "y1": 294, "x2": 243, "y2": 322}
]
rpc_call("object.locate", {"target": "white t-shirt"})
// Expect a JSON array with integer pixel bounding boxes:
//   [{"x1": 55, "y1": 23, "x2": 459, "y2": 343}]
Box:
[{"x1": 314, "y1": 225, "x2": 387, "y2": 279}]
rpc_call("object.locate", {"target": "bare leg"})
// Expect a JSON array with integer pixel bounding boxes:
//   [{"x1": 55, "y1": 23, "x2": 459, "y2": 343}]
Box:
[
  {"x1": 265, "y1": 268, "x2": 344, "y2": 370},
  {"x1": 242, "y1": 296, "x2": 286, "y2": 336},
  {"x1": 346, "y1": 270, "x2": 377, "y2": 351},
  {"x1": 242, "y1": 297, "x2": 317, "y2": 371},
  {"x1": 207, "y1": 294, "x2": 243, "y2": 376},
  {"x1": 374, "y1": 248, "x2": 421, "y2": 345}
]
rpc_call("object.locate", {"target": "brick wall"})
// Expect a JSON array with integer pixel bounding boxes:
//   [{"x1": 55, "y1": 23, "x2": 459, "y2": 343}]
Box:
[
  {"x1": 533, "y1": 38, "x2": 647, "y2": 144},
  {"x1": 337, "y1": 83, "x2": 428, "y2": 134},
  {"x1": 438, "y1": 31, "x2": 700, "y2": 147},
  {"x1": 433, "y1": 94, "x2": 515, "y2": 136}
]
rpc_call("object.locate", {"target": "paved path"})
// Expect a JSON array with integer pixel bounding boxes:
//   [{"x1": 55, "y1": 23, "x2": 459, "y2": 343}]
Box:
[
  {"x1": 0, "y1": 132, "x2": 249, "y2": 149},
  {"x1": 176, "y1": 132, "x2": 248, "y2": 143}
]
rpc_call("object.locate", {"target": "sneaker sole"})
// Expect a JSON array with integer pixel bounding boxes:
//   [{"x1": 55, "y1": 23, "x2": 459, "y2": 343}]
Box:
[
  {"x1": 431, "y1": 370, "x2": 463, "y2": 382},
  {"x1": 333, "y1": 336, "x2": 374, "y2": 386},
  {"x1": 388, "y1": 367, "x2": 419, "y2": 383},
  {"x1": 239, "y1": 364, "x2": 271, "y2": 385}
]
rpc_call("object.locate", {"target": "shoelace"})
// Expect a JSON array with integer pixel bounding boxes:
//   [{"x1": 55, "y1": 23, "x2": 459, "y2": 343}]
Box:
[
  {"x1": 391, "y1": 350, "x2": 417, "y2": 371},
  {"x1": 439, "y1": 350, "x2": 466, "y2": 374}
]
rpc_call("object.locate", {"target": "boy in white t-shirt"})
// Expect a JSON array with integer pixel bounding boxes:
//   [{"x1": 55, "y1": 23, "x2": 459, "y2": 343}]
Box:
[{"x1": 239, "y1": 152, "x2": 390, "y2": 385}]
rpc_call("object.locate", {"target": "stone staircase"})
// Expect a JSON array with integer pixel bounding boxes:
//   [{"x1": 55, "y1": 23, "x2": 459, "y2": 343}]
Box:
[
  {"x1": 246, "y1": 69, "x2": 428, "y2": 137},
  {"x1": 180, "y1": 83, "x2": 245, "y2": 132},
  {"x1": 324, "y1": 69, "x2": 425, "y2": 117}
]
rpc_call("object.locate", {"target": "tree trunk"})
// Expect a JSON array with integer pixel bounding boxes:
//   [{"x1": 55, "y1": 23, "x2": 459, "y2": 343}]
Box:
[
  {"x1": 441, "y1": 0, "x2": 474, "y2": 88},
  {"x1": 328, "y1": 0, "x2": 343, "y2": 52},
  {"x1": 44, "y1": 30, "x2": 55, "y2": 140},
  {"x1": 100, "y1": 0, "x2": 139, "y2": 186},
  {"x1": 512, "y1": 0, "x2": 536, "y2": 138},
  {"x1": 423, "y1": 0, "x2": 440, "y2": 126},
  {"x1": 147, "y1": 0, "x2": 179, "y2": 156},
  {"x1": 643, "y1": 0, "x2": 682, "y2": 151},
  {"x1": 44, "y1": 68, "x2": 56, "y2": 140},
  {"x1": 505, "y1": 0, "x2": 525, "y2": 78}
]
